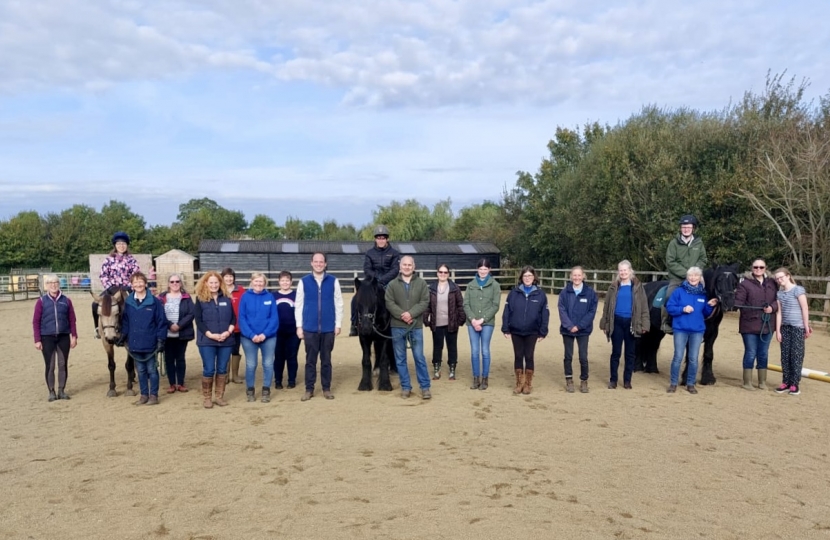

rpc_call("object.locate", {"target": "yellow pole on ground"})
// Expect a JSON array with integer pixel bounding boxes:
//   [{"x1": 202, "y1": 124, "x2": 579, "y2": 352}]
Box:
[{"x1": 768, "y1": 364, "x2": 830, "y2": 383}]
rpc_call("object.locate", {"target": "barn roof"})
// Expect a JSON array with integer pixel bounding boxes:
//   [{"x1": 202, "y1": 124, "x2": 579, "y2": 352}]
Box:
[{"x1": 198, "y1": 240, "x2": 500, "y2": 255}]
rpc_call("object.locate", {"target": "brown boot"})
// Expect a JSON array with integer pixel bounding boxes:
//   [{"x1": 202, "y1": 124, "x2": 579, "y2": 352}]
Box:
[
  {"x1": 513, "y1": 369, "x2": 524, "y2": 395},
  {"x1": 230, "y1": 355, "x2": 242, "y2": 383},
  {"x1": 522, "y1": 370, "x2": 534, "y2": 394},
  {"x1": 202, "y1": 377, "x2": 214, "y2": 409},
  {"x1": 214, "y1": 375, "x2": 229, "y2": 406}
]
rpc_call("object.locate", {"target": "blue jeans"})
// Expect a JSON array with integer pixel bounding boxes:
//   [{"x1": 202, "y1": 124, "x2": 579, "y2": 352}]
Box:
[
  {"x1": 198, "y1": 346, "x2": 232, "y2": 377},
  {"x1": 241, "y1": 336, "x2": 277, "y2": 389},
  {"x1": 133, "y1": 351, "x2": 159, "y2": 396},
  {"x1": 741, "y1": 333, "x2": 772, "y2": 369},
  {"x1": 670, "y1": 331, "x2": 703, "y2": 385},
  {"x1": 391, "y1": 327, "x2": 430, "y2": 391},
  {"x1": 468, "y1": 325, "x2": 494, "y2": 378}
]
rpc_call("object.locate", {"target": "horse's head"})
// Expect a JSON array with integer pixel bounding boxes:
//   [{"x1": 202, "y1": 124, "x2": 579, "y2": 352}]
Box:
[
  {"x1": 707, "y1": 263, "x2": 740, "y2": 311},
  {"x1": 354, "y1": 276, "x2": 385, "y2": 336},
  {"x1": 96, "y1": 287, "x2": 127, "y2": 343}
]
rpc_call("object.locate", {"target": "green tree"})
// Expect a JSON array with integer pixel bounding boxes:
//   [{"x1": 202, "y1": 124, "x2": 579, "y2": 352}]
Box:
[
  {"x1": 366, "y1": 199, "x2": 454, "y2": 241},
  {"x1": 176, "y1": 198, "x2": 247, "y2": 252},
  {"x1": 0, "y1": 211, "x2": 48, "y2": 271},
  {"x1": 247, "y1": 215, "x2": 283, "y2": 239}
]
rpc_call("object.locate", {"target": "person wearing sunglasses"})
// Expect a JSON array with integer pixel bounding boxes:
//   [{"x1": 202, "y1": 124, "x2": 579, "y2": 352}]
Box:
[
  {"x1": 734, "y1": 259, "x2": 778, "y2": 391},
  {"x1": 157, "y1": 273, "x2": 195, "y2": 394},
  {"x1": 423, "y1": 264, "x2": 466, "y2": 381}
]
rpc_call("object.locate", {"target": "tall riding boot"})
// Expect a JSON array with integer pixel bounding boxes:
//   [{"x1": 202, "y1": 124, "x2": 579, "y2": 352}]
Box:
[
  {"x1": 214, "y1": 375, "x2": 229, "y2": 406},
  {"x1": 432, "y1": 362, "x2": 442, "y2": 380},
  {"x1": 230, "y1": 355, "x2": 242, "y2": 383},
  {"x1": 470, "y1": 376, "x2": 480, "y2": 390},
  {"x1": 513, "y1": 369, "x2": 524, "y2": 395},
  {"x1": 202, "y1": 377, "x2": 214, "y2": 408},
  {"x1": 741, "y1": 369, "x2": 755, "y2": 390},
  {"x1": 522, "y1": 370, "x2": 534, "y2": 395},
  {"x1": 757, "y1": 369, "x2": 768, "y2": 391}
]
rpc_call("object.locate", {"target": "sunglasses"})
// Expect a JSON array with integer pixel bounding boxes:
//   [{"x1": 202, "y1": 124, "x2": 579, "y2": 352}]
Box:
[
  {"x1": 752, "y1": 266, "x2": 766, "y2": 270},
  {"x1": 169, "y1": 280, "x2": 181, "y2": 284},
  {"x1": 437, "y1": 270, "x2": 449, "y2": 274}
]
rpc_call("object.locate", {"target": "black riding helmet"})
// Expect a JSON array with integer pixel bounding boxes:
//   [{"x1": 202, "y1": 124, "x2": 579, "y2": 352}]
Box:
[
  {"x1": 678, "y1": 215, "x2": 699, "y2": 227},
  {"x1": 111, "y1": 231, "x2": 131, "y2": 245}
]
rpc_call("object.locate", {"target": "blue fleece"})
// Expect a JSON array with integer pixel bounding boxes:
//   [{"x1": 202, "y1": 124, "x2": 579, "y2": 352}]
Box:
[
  {"x1": 238, "y1": 289, "x2": 279, "y2": 338},
  {"x1": 665, "y1": 283, "x2": 714, "y2": 333}
]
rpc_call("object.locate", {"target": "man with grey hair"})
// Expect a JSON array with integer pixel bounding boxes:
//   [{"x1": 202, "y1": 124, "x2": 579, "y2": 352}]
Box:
[{"x1": 385, "y1": 255, "x2": 431, "y2": 399}]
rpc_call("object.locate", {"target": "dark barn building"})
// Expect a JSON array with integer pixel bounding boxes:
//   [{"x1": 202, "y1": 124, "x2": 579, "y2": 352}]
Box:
[{"x1": 198, "y1": 240, "x2": 501, "y2": 288}]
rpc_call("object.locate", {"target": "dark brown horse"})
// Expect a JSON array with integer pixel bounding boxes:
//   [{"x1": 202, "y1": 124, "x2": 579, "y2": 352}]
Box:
[{"x1": 90, "y1": 287, "x2": 136, "y2": 397}]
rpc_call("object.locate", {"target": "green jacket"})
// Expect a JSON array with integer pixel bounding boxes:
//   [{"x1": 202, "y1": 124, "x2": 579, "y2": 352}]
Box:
[
  {"x1": 666, "y1": 235, "x2": 708, "y2": 281},
  {"x1": 385, "y1": 274, "x2": 430, "y2": 329},
  {"x1": 598, "y1": 278, "x2": 651, "y2": 337},
  {"x1": 463, "y1": 276, "x2": 501, "y2": 326}
]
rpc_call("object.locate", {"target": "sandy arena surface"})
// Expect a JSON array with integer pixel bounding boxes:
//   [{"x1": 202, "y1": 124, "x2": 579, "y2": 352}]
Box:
[{"x1": 3, "y1": 292, "x2": 830, "y2": 540}]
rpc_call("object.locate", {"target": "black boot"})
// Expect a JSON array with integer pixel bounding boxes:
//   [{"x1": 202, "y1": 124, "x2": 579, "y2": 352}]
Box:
[
  {"x1": 246, "y1": 387, "x2": 255, "y2": 402},
  {"x1": 448, "y1": 365, "x2": 456, "y2": 380},
  {"x1": 349, "y1": 323, "x2": 358, "y2": 337},
  {"x1": 432, "y1": 362, "x2": 441, "y2": 380}
]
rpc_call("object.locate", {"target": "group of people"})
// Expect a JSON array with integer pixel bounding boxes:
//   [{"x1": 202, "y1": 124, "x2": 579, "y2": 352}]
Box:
[{"x1": 32, "y1": 218, "x2": 815, "y2": 403}]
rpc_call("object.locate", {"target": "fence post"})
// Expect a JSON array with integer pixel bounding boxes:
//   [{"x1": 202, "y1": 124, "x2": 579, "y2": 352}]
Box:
[{"x1": 824, "y1": 279, "x2": 830, "y2": 325}]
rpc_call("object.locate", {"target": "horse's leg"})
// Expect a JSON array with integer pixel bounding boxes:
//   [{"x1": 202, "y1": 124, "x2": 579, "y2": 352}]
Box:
[
  {"x1": 124, "y1": 353, "x2": 137, "y2": 396},
  {"x1": 386, "y1": 337, "x2": 398, "y2": 375},
  {"x1": 106, "y1": 347, "x2": 118, "y2": 397},
  {"x1": 699, "y1": 317, "x2": 721, "y2": 386},
  {"x1": 377, "y1": 338, "x2": 393, "y2": 392},
  {"x1": 641, "y1": 331, "x2": 662, "y2": 373},
  {"x1": 358, "y1": 337, "x2": 373, "y2": 391}
]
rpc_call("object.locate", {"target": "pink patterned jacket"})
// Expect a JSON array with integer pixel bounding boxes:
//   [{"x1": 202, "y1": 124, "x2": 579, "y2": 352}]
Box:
[{"x1": 100, "y1": 254, "x2": 140, "y2": 289}]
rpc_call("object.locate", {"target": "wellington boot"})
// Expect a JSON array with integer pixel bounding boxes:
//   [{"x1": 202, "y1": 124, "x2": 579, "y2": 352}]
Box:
[
  {"x1": 522, "y1": 370, "x2": 534, "y2": 395},
  {"x1": 757, "y1": 369, "x2": 768, "y2": 391},
  {"x1": 432, "y1": 362, "x2": 442, "y2": 380},
  {"x1": 214, "y1": 375, "x2": 229, "y2": 406},
  {"x1": 470, "y1": 377, "x2": 480, "y2": 390},
  {"x1": 513, "y1": 369, "x2": 524, "y2": 395},
  {"x1": 741, "y1": 369, "x2": 755, "y2": 390},
  {"x1": 448, "y1": 365, "x2": 456, "y2": 380},
  {"x1": 230, "y1": 355, "x2": 242, "y2": 383},
  {"x1": 202, "y1": 377, "x2": 214, "y2": 408},
  {"x1": 480, "y1": 377, "x2": 489, "y2": 391}
]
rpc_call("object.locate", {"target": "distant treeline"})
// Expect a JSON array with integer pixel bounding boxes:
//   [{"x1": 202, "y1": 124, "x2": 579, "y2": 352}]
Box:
[{"x1": 2, "y1": 74, "x2": 828, "y2": 276}]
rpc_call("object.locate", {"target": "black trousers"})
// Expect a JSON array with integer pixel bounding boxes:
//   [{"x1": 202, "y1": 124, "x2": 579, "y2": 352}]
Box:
[
  {"x1": 562, "y1": 334, "x2": 589, "y2": 380},
  {"x1": 430, "y1": 326, "x2": 458, "y2": 366},
  {"x1": 41, "y1": 334, "x2": 70, "y2": 390},
  {"x1": 303, "y1": 332, "x2": 334, "y2": 392},
  {"x1": 511, "y1": 334, "x2": 538, "y2": 370}
]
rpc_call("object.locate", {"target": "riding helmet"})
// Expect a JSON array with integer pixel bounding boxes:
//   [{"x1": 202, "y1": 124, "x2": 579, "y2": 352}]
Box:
[
  {"x1": 678, "y1": 215, "x2": 699, "y2": 227},
  {"x1": 373, "y1": 225, "x2": 390, "y2": 238},
  {"x1": 112, "y1": 231, "x2": 131, "y2": 245}
]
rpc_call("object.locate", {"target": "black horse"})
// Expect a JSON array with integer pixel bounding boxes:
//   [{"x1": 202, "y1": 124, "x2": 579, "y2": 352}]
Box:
[
  {"x1": 635, "y1": 263, "x2": 740, "y2": 385},
  {"x1": 354, "y1": 276, "x2": 394, "y2": 391}
]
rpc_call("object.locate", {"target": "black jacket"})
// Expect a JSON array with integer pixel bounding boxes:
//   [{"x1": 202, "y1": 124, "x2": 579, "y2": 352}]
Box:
[
  {"x1": 363, "y1": 244, "x2": 401, "y2": 286},
  {"x1": 501, "y1": 285, "x2": 550, "y2": 337},
  {"x1": 158, "y1": 292, "x2": 196, "y2": 341}
]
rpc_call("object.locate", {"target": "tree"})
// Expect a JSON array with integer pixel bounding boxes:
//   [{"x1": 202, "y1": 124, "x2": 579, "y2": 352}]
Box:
[
  {"x1": 366, "y1": 199, "x2": 454, "y2": 241},
  {"x1": 247, "y1": 215, "x2": 283, "y2": 240},
  {"x1": 0, "y1": 211, "x2": 48, "y2": 270},
  {"x1": 176, "y1": 198, "x2": 247, "y2": 252},
  {"x1": 450, "y1": 201, "x2": 502, "y2": 242}
]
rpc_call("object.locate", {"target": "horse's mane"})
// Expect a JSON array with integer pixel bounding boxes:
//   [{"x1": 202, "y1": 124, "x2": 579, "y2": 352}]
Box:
[
  {"x1": 100, "y1": 290, "x2": 113, "y2": 317},
  {"x1": 355, "y1": 277, "x2": 386, "y2": 311}
]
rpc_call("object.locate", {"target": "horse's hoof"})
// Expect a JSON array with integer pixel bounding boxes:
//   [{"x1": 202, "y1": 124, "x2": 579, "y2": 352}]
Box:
[
  {"x1": 699, "y1": 379, "x2": 716, "y2": 386},
  {"x1": 124, "y1": 389, "x2": 137, "y2": 397},
  {"x1": 378, "y1": 383, "x2": 394, "y2": 392},
  {"x1": 645, "y1": 368, "x2": 660, "y2": 374},
  {"x1": 358, "y1": 383, "x2": 373, "y2": 392},
  {"x1": 107, "y1": 390, "x2": 117, "y2": 398}
]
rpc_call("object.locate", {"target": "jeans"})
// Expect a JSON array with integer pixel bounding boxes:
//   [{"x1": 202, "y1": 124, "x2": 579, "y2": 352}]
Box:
[
  {"x1": 392, "y1": 327, "x2": 430, "y2": 391},
  {"x1": 741, "y1": 332, "x2": 772, "y2": 370},
  {"x1": 274, "y1": 331, "x2": 301, "y2": 386},
  {"x1": 241, "y1": 336, "x2": 277, "y2": 389},
  {"x1": 563, "y1": 334, "x2": 589, "y2": 380},
  {"x1": 303, "y1": 332, "x2": 335, "y2": 391},
  {"x1": 164, "y1": 338, "x2": 188, "y2": 386},
  {"x1": 609, "y1": 317, "x2": 635, "y2": 384},
  {"x1": 670, "y1": 331, "x2": 703, "y2": 385},
  {"x1": 468, "y1": 325, "x2": 495, "y2": 378},
  {"x1": 198, "y1": 345, "x2": 232, "y2": 378},
  {"x1": 133, "y1": 351, "x2": 159, "y2": 396}
]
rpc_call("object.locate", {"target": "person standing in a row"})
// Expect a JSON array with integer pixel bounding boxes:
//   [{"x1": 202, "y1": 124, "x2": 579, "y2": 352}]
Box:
[
  {"x1": 296, "y1": 252, "x2": 343, "y2": 402},
  {"x1": 221, "y1": 268, "x2": 245, "y2": 384},
  {"x1": 273, "y1": 271, "x2": 300, "y2": 389},
  {"x1": 238, "y1": 273, "x2": 278, "y2": 403},
  {"x1": 734, "y1": 258, "x2": 778, "y2": 391},
  {"x1": 557, "y1": 266, "x2": 597, "y2": 393},
  {"x1": 464, "y1": 258, "x2": 500, "y2": 390},
  {"x1": 193, "y1": 271, "x2": 236, "y2": 408},
  {"x1": 121, "y1": 272, "x2": 167, "y2": 406},
  {"x1": 424, "y1": 264, "x2": 466, "y2": 381},
  {"x1": 502, "y1": 266, "x2": 549, "y2": 395},
  {"x1": 774, "y1": 268, "x2": 812, "y2": 396},
  {"x1": 158, "y1": 273, "x2": 194, "y2": 394},
  {"x1": 33, "y1": 275, "x2": 78, "y2": 402}
]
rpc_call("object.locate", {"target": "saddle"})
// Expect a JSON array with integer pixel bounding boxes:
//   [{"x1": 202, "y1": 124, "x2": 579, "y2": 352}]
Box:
[{"x1": 652, "y1": 285, "x2": 669, "y2": 309}]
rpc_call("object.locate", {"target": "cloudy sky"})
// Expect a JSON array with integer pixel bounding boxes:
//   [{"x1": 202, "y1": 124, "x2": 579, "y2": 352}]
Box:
[{"x1": 1, "y1": 0, "x2": 828, "y2": 227}]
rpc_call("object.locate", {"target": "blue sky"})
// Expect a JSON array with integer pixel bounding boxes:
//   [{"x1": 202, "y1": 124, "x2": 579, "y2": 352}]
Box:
[{"x1": 1, "y1": 0, "x2": 828, "y2": 227}]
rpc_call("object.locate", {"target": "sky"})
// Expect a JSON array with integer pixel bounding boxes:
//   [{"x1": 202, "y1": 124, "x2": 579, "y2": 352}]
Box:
[{"x1": 1, "y1": 0, "x2": 828, "y2": 227}]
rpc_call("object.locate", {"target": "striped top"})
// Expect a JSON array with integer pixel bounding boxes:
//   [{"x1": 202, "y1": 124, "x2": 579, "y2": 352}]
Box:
[{"x1": 777, "y1": 285, "x2": 806, "y2": 327}]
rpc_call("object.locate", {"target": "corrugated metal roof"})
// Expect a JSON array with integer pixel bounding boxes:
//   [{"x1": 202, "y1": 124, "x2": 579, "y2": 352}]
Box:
[{"x1": 199, "y1": 240, "x2": 500, "y2": 254}]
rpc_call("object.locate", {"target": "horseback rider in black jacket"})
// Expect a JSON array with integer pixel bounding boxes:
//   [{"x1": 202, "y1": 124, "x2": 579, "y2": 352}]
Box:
[{"x1": 350, "y1": 225, "x2": 401, "y2": 336}]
